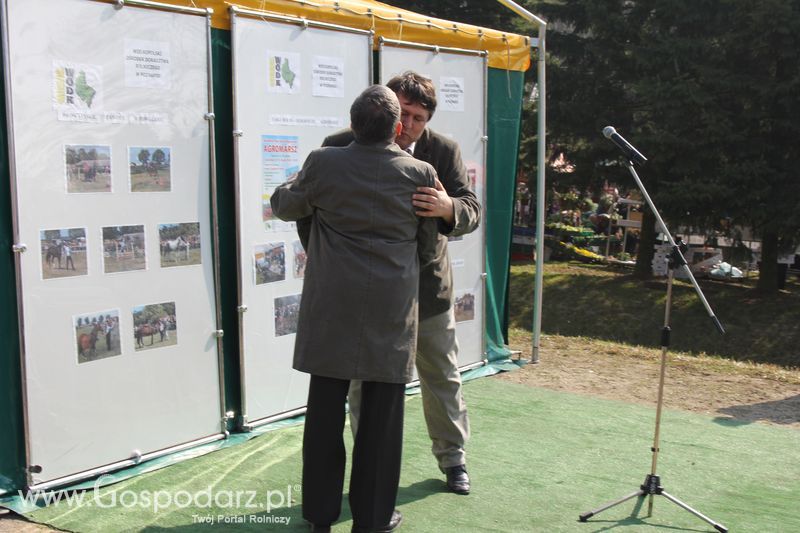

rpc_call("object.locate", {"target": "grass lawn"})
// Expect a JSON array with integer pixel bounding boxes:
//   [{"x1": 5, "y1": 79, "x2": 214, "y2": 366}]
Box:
[
  {"x1": 41, "y1": 250, "x2": 87, "y2": 279},
  {"x1": 159, "y1": 248, "x2": 202, "y2": 268},
  {"x1": 130, "y1": 170, "x2": 171, "y2": 192},
  {"x1": 509, "y1": 261, "x2": 800, "y2": 367}
]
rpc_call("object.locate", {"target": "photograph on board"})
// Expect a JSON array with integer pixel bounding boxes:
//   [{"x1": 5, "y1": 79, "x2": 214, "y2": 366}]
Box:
[
  {"x1": 40, "y1": 227, "x2": 87, "y2": 280},
  {"x1": 75, "y1": 309, "x2": 122, "y2": 364},
  {"x1": 254, "y1": 242, "x2": 286, "y2": 285},
  {"x1": 159, "y1": 222, "x2": 201, "y2": 267},
  {"x1": 129, "y1": 146, "x2": 171, "y2": 192},
  {"x1": 132, "y1": 301, "x2": 177, "y2": 352},
  {"x1": 101, "y1": 225, "x2": 146, "y2": 273},
  {"x1": 274, "y1": 294, "x2": 301, "y2": 337},
  {"x1": 292, "y1": 240, "x2": 306, "y2": 279},
  {"x1": 454, "y1": 290, "x2": 476, "y2": 323},
  {"x1": 65, "y1": 144, "x2": 112, "y2": 193}
]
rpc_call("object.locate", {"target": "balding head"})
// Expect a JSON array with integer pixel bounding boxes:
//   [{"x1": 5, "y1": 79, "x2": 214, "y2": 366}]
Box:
[{"x1": 350, "y1": 85, "x2": 401, "y2": 144}]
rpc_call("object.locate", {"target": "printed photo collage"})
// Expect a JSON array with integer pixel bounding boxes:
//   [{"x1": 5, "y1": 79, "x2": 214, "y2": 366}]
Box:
[
  {"x1": 252, "y1": 240, "x2": 306, "y2": 338},
  {"x1": 74, "y1": 301, "x2": 178, "y2": 366},
  {"x1": 47, "y1": 142, "x2": 199, "y2": 364},
  {"x1": 64, "y1": 144, "x2": 173, "y2": 194},
  {"x1": 39, "y1": 222, "x2": 202, "y2": 280},
  {"x1": 41, "y1": 221, "x2": 200, "y2": 365}
]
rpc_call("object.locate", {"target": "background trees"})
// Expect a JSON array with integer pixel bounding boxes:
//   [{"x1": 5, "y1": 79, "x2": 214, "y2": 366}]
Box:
[
  {"x1": 517, "y1": 0, "x2": 800, "y2": 290},
  {"x1": 382, "y1": 1, "x2": 800, "y2": 291}
]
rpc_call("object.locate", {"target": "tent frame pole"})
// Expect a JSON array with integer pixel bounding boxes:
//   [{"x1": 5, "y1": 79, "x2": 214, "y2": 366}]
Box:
[{"x1": 495, "y1": 0, "x2": 546, "y2": 363}]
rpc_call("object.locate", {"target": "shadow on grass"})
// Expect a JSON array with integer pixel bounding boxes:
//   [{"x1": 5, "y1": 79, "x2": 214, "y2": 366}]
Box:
[
  {"x1": 580, "y1": 493, "x2": 714, "y2": 532},
  {"x1": 397, "y1": 478, "x2": 449, "y2": 505},
  {"x1": 713, "y1": 394, "x2": 800, "y2": 427}
]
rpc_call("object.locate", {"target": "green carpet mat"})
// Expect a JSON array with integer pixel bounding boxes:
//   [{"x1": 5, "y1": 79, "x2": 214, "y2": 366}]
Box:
[{"x1": 19, "y1": 378, "x2": 800, "y2": 532}]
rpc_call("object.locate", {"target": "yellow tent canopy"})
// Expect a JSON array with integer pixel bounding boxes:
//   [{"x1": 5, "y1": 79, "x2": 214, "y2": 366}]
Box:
[{"x1": 156, "y1": 0, "x2": 531, "y2": 71}]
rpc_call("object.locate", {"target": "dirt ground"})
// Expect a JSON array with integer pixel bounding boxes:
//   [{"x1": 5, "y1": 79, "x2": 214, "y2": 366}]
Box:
[{"x1": 500, "y1": 333, "x2": 800, "y2": 429}]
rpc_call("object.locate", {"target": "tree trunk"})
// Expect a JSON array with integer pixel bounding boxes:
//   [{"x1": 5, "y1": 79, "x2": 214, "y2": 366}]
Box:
[
  {"x1": 757, "y1": 231, "x2": 779, "y2": 293},
  {"x1": 634, "y1": 208, "x2": 656, "y2": 279}
]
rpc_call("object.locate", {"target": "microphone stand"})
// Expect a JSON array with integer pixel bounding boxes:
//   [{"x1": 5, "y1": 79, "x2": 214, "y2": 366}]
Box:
[{"x1": 579, "y1": 160, "x2": 728, "y2": 533}]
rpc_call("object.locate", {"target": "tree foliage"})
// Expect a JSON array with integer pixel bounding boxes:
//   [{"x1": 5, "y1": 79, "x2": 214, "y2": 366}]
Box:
[{"x1": 518, "y1": 0, "x2": 800, "y2": 289}]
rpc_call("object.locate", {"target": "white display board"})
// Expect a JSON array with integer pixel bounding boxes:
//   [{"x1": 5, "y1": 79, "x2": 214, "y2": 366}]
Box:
[
  {"x1": 380, "y1": 42, "x2": 487, "y2": 368},
  {"x1": 3, "y1": 0, "x2": 223, "y2": 485},
  {"x1": 230, "y1": 9, "x2": 373, "y2": 426}
]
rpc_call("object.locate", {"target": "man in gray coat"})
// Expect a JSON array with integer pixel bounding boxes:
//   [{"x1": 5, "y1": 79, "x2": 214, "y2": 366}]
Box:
[
  {"x1": 271, "y1": 85, "x2": 438, "y2": 533},
  {"x1": 300, "y1": 71, "x2": 481, "y2": 495}
]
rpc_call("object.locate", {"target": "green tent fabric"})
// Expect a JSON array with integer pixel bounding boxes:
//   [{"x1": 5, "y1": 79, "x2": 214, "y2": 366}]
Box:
[
  {"x1": 485, "y1": 69, "x2": 525, "y2": 359},
  {"x1": 0, "y1": 36, "x2": 26, "y2": 495}
]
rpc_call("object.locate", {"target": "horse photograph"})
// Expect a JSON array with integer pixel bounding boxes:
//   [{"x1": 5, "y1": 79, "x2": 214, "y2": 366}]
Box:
[
  {"x1": 129, "y1": 146, "x2": 171, "y2": 192},
  {"x1": 74, "y1": 309, "x2": 121, "y2": 364},
  {"x1": 254, "y1": 242, "x2": 285, "y2": 285},
  {"x1": 158, "y1": 222, "x2": 201, "y2": 267},
  {"x1": 40, "y1": 227, "x2": 87, "y2": 279},
  {"x1": 132, "y1": 301, "x2": 177, "y2": 352},
  {"x1": 65, "y1": 144, "x2": 112, "y2": 193},
  {"x1": 102, "y1": 225, "x2": 146, "y2": 273},
  {"x1": 454, "y1": 291, "x2": 476, "y2": 323}
]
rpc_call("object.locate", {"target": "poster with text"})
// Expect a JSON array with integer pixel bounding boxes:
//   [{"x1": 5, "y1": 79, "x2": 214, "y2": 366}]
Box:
[
  {"x1": 439, "y1": 76, "x2": 465, "y2": 112},
  {"x1": 261, "y1": 135, "x2": 299, "y2": 231},
  {"x1": 312, "y1": 56, "x2": 344, "y2": 98},
  {"x1": 125, "y1": 39, "x2": 171, "y2": 89}
]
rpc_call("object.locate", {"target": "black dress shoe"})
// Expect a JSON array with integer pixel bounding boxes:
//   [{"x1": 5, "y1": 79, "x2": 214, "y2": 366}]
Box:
[
  {"x1": 443, "y1": 464, "x2": 471, "y2": 494},
  {"x1": 351, "y1": 509, "x2": 403, "y2": 532},
  {"x1": 309, "y1": 523, "x2": 331, "y2": 532}
]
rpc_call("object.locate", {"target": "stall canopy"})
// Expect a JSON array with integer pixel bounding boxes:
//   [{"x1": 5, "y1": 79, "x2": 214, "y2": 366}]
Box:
[{"x1": 158, "y1": 0, "x2": 531, "y2": 71}]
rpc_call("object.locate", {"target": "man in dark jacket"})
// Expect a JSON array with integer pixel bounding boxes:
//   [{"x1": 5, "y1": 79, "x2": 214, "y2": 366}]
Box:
[
  {"x1": 299, "y1": 71, "x2": 481, "y2": 495},
  {"x1": 271, "y1": 85, "x2": 438, "y2": 533}
]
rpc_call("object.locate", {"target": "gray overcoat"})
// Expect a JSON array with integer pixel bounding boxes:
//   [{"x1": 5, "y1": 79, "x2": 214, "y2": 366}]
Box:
[
  {"x1": 270, "y1": 141, "x2": 439, "y2": 384},
  {"x1": 300, "y1": 127, "x2": 482, "y2": 320}
]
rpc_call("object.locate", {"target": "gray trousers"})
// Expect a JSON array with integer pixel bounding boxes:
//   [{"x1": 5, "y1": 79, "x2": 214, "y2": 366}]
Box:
[{"x1": 349, "y1": 307, "x2": 470, "y2": 469}]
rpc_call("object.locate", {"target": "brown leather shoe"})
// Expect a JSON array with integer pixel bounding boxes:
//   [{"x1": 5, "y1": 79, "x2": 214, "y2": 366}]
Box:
[
  {"x1": 351, "y1": 509, "x2": 403, "y2": 532},
  {"x1": 443, "y1": 464, "x2": 470, "y2": 494}
]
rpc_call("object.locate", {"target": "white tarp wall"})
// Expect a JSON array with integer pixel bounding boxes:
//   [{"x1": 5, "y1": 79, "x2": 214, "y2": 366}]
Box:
[
  {"x1": 2, "y1": 0, "x2": 223, "y2": 486},
  {"x1": 380, "y1": 41, "x2": 487, "y2": 368},
  {"x1": 230, "y1": 9, "x2": 373, "y2": 426}
]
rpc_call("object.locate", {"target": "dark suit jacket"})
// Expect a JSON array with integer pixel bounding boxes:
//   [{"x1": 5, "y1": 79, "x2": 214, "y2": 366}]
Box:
[
  {"x1": 271, "y1": 141, "x2": 438, "y2": 384},
  {"x1": 298, "y1": 127, "x2": 481, "y2": 320}
]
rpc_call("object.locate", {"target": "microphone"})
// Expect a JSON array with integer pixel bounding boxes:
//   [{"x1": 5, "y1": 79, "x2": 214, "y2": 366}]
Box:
[{"x1": 602, "y1": 126, "x2": 647, "y2": 166}]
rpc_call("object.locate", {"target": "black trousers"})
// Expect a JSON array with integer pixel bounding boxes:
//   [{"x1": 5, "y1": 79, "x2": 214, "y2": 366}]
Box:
[{"x1": 302, "y1": 375, "x2": 405, "y2": 528}]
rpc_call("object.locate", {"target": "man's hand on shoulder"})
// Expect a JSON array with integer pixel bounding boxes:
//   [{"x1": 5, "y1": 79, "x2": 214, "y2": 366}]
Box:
[{"x1": 413, "y1": 178, "x2": 455, "y2": 225}]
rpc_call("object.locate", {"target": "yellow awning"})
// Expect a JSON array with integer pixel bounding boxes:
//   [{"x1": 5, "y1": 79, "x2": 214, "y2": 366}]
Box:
[{"x1": 155, "y1": 0, "x2": 531, "y2": 71}]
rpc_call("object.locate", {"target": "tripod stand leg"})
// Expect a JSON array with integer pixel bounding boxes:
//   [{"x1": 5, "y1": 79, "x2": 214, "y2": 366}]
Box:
[
  {"x1": 579, "y1": 489, "x2": 644, "y2": 522},
  {"x1": 660, "y1": 490, "x2": 728, "y2": 533}
]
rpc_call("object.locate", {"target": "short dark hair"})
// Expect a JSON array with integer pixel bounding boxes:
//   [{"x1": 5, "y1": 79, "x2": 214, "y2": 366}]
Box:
[
  {"x1": 386, "y1": 71, "x2": 437, "y2": 118},
  {"x1": 350, "y1": 85, "x2": 401, "y2": 144}
]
